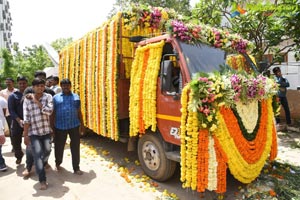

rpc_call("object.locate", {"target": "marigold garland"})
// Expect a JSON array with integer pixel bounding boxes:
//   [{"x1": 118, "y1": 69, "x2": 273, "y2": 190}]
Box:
[
  {"x1": 129, "y1": 40, "x2": 165, "y2": 137},
  {"x1": 220, "y1": 101, "x2": 268, "y2": 164},
  {"x1": 179, "y1": 84, "x2": 277, "y2": 193},
  {"x1": 196, "y1": 129, "x2": 209, "y2": 192},
  {"x1": 215, "y1": 98, "x2": 274, "y2": 183},
  {"x1": 269, "y1": 123, "x2": 278, "y2": 161},
  {"x1": 180, "y1": 85, "x2": 189, "y2": 183},
  {"x1": 213, "y1": 135, "x2": 228, "y2": 193}
]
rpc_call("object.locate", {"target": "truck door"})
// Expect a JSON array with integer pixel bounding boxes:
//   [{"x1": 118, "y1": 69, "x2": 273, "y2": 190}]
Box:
[{"x1": 157, "y1": 57, "x2": 182, "y2": 146}]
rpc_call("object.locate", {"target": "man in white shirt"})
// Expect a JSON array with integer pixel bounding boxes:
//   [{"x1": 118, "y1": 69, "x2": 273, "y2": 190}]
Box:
[
  {"x1": 0, "y1": 96, "x2": 8, "y2": 171},
  {"x1": 0, "y1": 78, "x2": 17, "y2": 152},
  {"x1": 50, "y1": 76, "x2": 62, "y2": 94}
]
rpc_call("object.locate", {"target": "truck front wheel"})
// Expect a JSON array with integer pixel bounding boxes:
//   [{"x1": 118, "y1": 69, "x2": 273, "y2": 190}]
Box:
[{"x1": 137, "y1": 133, "x2": 176, "y2": 182}]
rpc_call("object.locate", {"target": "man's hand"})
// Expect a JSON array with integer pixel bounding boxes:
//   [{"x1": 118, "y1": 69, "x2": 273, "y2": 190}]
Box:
[
  {"x1": 18, "y1": 119, "x2": 24, "y2": 128},
  {"x1": 24, "y1": 136, "x2": 30, "y2": 146},
  {"x1": 80, "y1": 125, "x2": 85, "y2": 136},
  {"x1": 25, "y1": 93, "x2": 34, "y2": 100}
]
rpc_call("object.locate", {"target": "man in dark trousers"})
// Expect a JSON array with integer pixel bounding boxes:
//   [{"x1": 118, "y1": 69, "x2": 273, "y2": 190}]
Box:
[
  {"x1": 273, "y1": 67, "x2": 291, "y2": 126},
  {"x1": 52, "y1": 78, "x2": 84, "y2": 175},
  {"x1": 8, "y1": 76, "x2": 28, "y2": 165},
  {"x1": 0, "y1": 78, "x2": 17, "y2": 152}
]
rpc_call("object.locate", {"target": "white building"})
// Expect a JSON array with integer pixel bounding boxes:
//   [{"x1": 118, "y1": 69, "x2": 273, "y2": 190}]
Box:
[{"x1": 0, "y1": 0, "x2": 12, "y2": 51}]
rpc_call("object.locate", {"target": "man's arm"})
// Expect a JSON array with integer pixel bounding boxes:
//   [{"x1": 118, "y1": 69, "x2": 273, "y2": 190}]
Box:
[
  {"x1": 40, "y1": 94, "x2": 53, "y2": 116},
  {"x1": 8, "y1": 94, "x2": 23, "y2": 126},
  {"x1": 22, "y1": 99, "x2": 30, "y2": 145}
]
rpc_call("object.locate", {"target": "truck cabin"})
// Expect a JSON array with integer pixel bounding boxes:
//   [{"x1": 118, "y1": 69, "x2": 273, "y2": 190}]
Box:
[{"x1": 160, "y1": 39, "x2": 258, "y2": 96}]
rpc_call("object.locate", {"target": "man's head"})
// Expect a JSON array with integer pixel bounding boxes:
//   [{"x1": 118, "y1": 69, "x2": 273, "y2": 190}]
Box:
[
  {"x1": 5, "y1": 77, "x2": 14, "y2": 89},
  {"x1": 52, "y1": 76, "x2": 60, "y2": 86},
  {"x1": 46, "y1": 76, "x2": 53, "y2": 87},
  {"x1": 32, "y1": 78, "x2": 45, "y2": 94},
  {"x1": 16, "y1": 76, "x2": 28, "y2": 92},
  {"x1": 272, "y1": 67, "x2": 281, "y2": 77},
  {"x1": 60, "y1": 78, "x2": 71, "y2": 94},
  {"x1": 34, "y1": 70, "x2": 47, "y2": 80}
]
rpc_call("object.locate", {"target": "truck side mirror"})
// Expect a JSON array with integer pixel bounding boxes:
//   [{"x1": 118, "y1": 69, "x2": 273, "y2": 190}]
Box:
[{"x1": 160, "y1": 60, "x2": 173, "y2": 92}]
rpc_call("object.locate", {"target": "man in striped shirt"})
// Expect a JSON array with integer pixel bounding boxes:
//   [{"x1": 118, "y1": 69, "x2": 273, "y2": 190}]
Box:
[{"x1": 23, "y1": 78, "x2": 53, "y2": 190}]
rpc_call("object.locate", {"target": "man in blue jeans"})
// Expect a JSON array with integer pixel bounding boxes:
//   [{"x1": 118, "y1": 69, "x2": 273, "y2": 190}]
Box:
[
  {"x1": 52, "y1": 78, "x2": 84, "y2": 175},
  {"x1": 23, "y1": 78, "x2": 53, "y2": 190}
]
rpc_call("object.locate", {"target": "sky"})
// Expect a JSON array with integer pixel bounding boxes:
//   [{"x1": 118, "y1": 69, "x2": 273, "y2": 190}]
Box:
[
  {"x1": 9, "y1": 0, "x2": 115, "y2": 49},
  {"x1": 9, "y1": 0, "x2": 198, "y2": 50}
]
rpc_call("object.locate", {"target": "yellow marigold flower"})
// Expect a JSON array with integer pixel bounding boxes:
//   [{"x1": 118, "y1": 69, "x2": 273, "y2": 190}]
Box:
[
  {"x1": 218, "y1": 102, "x2": 225, "y2": 107},
  {"x1": 207, "y1": 115, "x2": 213, "y2": 122},
  {"x1": 209, "y1": 124, "x2": 217, "y2": 132},
  {"x1": 201, "y1": 123, "x2": 207, "y2": 128},
  {"x1": 161, "y1": 10, "x2": 169, "y2": 20}
]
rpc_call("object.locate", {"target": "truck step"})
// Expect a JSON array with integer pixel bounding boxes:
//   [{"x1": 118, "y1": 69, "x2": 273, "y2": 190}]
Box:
[{"x1": 165, "y1": 151, "x2": 180, "y2": 162}]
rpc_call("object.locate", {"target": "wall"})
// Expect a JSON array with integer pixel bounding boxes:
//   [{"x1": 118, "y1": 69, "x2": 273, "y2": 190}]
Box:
[{"x1": 281, "y1": 90, "x2": 300, "y2": 124}]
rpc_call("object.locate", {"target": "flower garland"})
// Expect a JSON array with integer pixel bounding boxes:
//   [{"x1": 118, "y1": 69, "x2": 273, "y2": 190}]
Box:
[
  {"x1": 80, "y1": 38, "x2": 87, "y2": 126},
  {"x1": 100, "y1": 25, "x2": 108, "y2": 137},
  {"x1": 169, "y1": 21, "x2": 254, "y2": 54},
  {"x1": 122, "y1": 4, "x2": 177, "y2": 31},
  {"x1": 196, "y1": 129, "x2": 209, "y2": 192},
  {"x1": 215, "y1": 98, "x2": 274, "y2": 183},
  {"x1": 207, "y1": 135, "x2": 217, "y2": 191},
  {"x1": 106, "y1": 14, "x2": 119, "y2": 141},
  {"x1": 232, "y1": 101, "x2": 262, "y2": 141},
  {"x1": 188, "y1": 71, "x2": 278, "y2": 132},
  {"x1": 220, "y1": 101, "x2": 268, "y2": 164},
  {"x1": 91, "y1": 32, "x2": 97, "y2": 131},
  {"x1": 129, "y1": 40, "x2": 165, "y2": 137},
  {"x1": 235, "y1": 100, "x2": 259, "y2": 134},
  {"x1": 269, "y1": 123, "x2": 278, "y2": 161},
  {"x1": 180, "y1": 85, "x2": 189, "y2": 184},
  {"x1": 226, "y1": 54, "x2": 256, "y2": 73},
  {"x1": 86, "y1": 32, "x2": 93, "y2": 129},
  {"x1": 213, "y1": 135, "x2": 228, "y2": 193},
  {"x1": 180, "y1": 75, "x2": 277, "y2": 193}
]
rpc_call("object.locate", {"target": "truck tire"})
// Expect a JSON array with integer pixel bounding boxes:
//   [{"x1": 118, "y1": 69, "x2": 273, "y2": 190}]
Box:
[{"x1": 138, "y1": 133, "x2": 177, "y2": 182}]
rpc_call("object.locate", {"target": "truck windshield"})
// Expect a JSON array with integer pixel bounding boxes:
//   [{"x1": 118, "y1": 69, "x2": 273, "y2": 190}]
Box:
[{"x1": 178, "y1": 41, "x2": 226, "y2": 76}]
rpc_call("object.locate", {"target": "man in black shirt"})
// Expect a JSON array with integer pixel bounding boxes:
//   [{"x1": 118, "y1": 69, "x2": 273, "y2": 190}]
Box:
[{"x1": 8, "y1": 76, "x2": 28, "y2": 164}]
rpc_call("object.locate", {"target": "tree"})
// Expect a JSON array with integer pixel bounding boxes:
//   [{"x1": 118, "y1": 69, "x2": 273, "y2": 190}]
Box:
[
  {"x1": 191, "y1": 0, "x2": 300, "y2": 68},
  {"x1": 0, "y1": 44, "x2": 53, "y2": 85},
  {"x1": 111, "y1": 0, "x2": 191, "y2": 17},
  {"x1": 0, "y1": 48, "x2": 17, "y2": 85},
  {"x1": 51, "y1": 37, "x2": 73, "y2": 52}
]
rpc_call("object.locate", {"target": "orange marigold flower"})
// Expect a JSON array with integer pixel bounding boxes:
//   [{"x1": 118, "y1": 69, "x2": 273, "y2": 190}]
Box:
[{"x1": 269, "y1": 189, "x2": 276, "y2": 197}]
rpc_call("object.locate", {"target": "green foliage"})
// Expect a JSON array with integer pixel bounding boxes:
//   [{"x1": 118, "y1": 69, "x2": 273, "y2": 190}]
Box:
[
  {"x1": 0, "y1": 44, "x2": 53, "y2": 87},
  {"x1": 191, "y1": 0, "x2": 300, "y2": 67},
  {"x1": 0, "y1": 49, "x2": 16, "y2": 80},
  {"x1": 51, "y1": 37, "x2": 73, "y2": 52}
]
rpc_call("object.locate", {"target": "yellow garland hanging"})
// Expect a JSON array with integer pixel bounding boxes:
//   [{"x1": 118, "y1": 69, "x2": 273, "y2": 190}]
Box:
[
  {"x1": 91, "y1": 31, "x2": 97, "y2": 132},
  {"x1": 180, "y1": 87, "x2": 200, "y2": 190},
  {"x1": 129, "y1": 40, "x2": 165, "y2": 137},
  {"x1": 100, "y1": 25, "x2": 108, "y2": 137},
  {"x1": 80, "y1": 37, "x2": 87, "y2": 126},
  {"x1": 180, "y1": 85, "x2": 189, "y2": 183}
]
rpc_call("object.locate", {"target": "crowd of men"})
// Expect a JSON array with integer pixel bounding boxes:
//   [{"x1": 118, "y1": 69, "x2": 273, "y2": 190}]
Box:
[{"x1": 0, "y1": 71, "x2": 84, "y2": 190}]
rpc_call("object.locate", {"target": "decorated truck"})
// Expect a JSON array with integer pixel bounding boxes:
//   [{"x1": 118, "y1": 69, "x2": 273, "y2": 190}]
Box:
[{"x1": 58, "y1": 5, "x2": 278, "y2": 194}]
